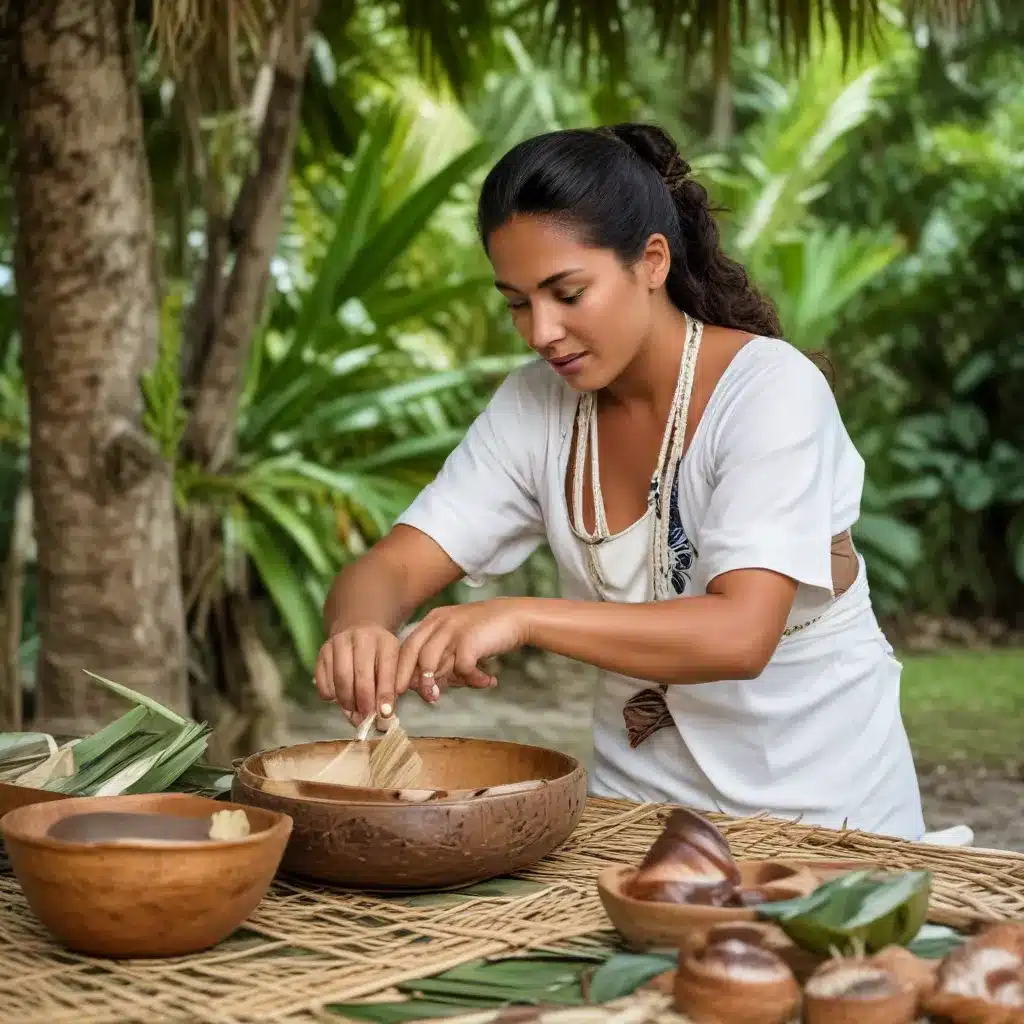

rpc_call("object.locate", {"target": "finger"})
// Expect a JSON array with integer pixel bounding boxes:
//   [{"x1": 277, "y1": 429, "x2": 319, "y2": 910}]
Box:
[
  {"x1": 396, "y1": 620, "x2": 436, "y2": 697},
  {"x1": 376, "y1": 634, "x2": 399, "y2": 722},
  {"x1": 314, "y1": 644, "x2": 334, "y2": 701},
  {"x1": 352, "y1": 630, "x2": 378, "y2": 720},
  {"x1": 417, "y1": 651, "x2": 455, "y2": 702},
  {"x1": 331, "y1": 634, "x2": 356, "y2": 716},
  {"x1": 416, "y1": 670, "x2": 442, "y2": 704},
  {"x1": 417, "y1": 627, "x2": 451, "y2": 676},
  {"x1": 454, "y1": 645, "x2": 495, "y2": 689}
]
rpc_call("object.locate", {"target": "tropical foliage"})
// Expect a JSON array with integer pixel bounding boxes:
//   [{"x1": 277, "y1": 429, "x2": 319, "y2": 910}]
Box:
[{"x1": 0, "y1": 0, "x2": 1021, "y2": 732}]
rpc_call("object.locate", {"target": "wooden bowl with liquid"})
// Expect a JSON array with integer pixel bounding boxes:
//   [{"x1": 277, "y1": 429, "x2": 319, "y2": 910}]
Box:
[
  {"x1": 232, "y1": 736, "x2": 587, "y2": 890},
  {"x1": 1, "y1": 792, "x2": 292, "y2": 958}
]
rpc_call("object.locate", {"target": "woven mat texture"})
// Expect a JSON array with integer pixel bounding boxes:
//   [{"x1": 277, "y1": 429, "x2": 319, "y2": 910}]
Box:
[{"x1": 1, "y1": 797, "x2": 1022, "y2": 1024}]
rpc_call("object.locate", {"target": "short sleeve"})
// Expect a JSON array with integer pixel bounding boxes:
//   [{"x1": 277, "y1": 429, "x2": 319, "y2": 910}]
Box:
[
  {"x1": 697, "y1": 344, "x2": 858, "y2": 596},
  {"x1": 394, "y1": 367, "x2": 547, "y2": 581}
]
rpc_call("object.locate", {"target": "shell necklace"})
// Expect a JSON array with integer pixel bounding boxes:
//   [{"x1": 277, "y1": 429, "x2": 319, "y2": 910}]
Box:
[{"x1": 570, "y1": 314, "x2": 703, "y2": 601}]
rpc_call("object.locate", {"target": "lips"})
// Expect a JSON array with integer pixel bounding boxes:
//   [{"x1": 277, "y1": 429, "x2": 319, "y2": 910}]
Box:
[{"x1": 547, "y1": 353, "x2": 587, "y2": 376}]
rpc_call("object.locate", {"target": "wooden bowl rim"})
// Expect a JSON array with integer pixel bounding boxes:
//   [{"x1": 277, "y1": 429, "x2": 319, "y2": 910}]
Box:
[
  {"x1": 0, "y1": 791, "x2": 293, "y2": 853},
  {"x1": 597, "y1": 860, "x2": 815, "y2": 908},
  {"x1": 239, "y1": 735, "x2": 585, "y2": 806}
]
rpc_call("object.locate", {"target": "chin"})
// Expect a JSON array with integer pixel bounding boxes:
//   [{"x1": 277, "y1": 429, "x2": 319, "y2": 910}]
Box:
[{"x1": 559, "y1": 363, "x2": 613, "y2": 393}]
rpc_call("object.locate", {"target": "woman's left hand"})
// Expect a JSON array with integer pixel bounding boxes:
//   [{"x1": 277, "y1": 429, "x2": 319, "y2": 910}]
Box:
[{"x1": 396, "y1": 598, "x2": 533, "y2": 700}]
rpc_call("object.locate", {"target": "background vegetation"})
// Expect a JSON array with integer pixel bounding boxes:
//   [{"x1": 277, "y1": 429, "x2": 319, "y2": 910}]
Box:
[{"x1": 1, "y1": 0, "x2": 1021, "y2": 767}]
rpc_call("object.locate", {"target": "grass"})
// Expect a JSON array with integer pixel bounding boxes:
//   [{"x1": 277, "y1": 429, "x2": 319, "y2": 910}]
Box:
[{"x1": 899, "y1": 647, "x2": 1024, "y2": 768}]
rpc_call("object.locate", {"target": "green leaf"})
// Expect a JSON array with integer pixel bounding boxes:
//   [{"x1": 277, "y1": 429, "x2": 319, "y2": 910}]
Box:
[
  {"x1": 233, "y1": 511, "x2": 323, "y2": 671},
  {"x1": 327, "y1": 954, "x2": 597, "y2": 1023},
  {"x1": 0, "y1": 733, "x2": 55, "y2": 761},
  {"x1": 291, "y1": 109, "x2": 392, "y2": 356},
  {"x1": 587, "y1": 954, "x2": 677, "y2": 1004},
  {"x1": 392, "y1": 877, "x2": 548, "y2": 908},
  {"x1": 907, "y1": 924, "x2": 965, "y2": 960},
  {"x1": 71, "y1": 705, "x2": 152, "y2": 769},
  {"x1": 125, "y1": 723, "x2": 211, "y2": 795},
  {"x1": 853, "y1": 513, "x2": 922, "y2": 568},
  {"x1": 367, "y1": 276, "x2": 492, "y2": 330},
  {"x1": 328, "y1": 1001, "x2": 472, "y2": 1023},
  {"x1": 244, "y1": 489, "x2": 334, "y2": 576},
  {"x1": 81, "y1": 670, "x2": 189, "y2": 726},
  {"x1": 952, "y1": 461, "x2": 997, "y2": 511},
  {"x1": 335, "y1": 142, "x2": 491, "y2": 303},
  {"x1": 756, "y1": 870, "x2": 932, "y2": 955},
  {"x1": 50, "y1": 731, "x2": 165, "y2": 795}
]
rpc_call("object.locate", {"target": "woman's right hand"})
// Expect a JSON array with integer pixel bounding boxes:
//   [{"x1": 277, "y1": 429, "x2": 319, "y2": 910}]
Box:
[{"x1": 314, "y1": 624, "x2": 442, "y2": 726}]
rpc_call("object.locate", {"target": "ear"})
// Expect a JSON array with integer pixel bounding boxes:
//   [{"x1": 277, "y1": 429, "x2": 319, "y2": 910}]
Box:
[{"x1": 639, "y1": 233, "x2": 671, "y2": 290}]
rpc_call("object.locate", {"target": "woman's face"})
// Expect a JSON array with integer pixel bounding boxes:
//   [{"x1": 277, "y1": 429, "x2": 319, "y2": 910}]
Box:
[{"x1": 486, "y1": 214, "x2": 669, "y2": 391}]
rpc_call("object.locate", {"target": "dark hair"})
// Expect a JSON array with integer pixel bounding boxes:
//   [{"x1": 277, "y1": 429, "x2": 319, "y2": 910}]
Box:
[{"x1": 477, "y1": 123, "x2": 782, "y2": 338}]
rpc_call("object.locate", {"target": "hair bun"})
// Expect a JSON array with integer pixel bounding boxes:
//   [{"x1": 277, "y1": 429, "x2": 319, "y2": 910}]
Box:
[{"x1": 601, "y1": 123, "x2": 692, "y2": 194}]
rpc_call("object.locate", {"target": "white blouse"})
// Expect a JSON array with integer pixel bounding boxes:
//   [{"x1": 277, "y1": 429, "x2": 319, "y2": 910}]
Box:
[{"x1": 396, "y1": 338, "x2": 926, "y2": 839}]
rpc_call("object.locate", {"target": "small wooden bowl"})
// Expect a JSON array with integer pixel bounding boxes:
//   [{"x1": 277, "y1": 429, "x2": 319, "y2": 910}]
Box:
[
  {"x1": 1, "y1": 792, "x2": 292, "y2": 958},
  {"x1": 597, "y1": 861, "x2": 819, "y2": 951},
  {"x1": 233, "y1": 736, "x2": 587, "y2": 890}
]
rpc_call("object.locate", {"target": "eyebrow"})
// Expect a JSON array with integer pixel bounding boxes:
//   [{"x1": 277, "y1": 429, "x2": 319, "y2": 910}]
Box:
[{"x1": 494, "y1": 268, "x2": 584, "y2": 293}]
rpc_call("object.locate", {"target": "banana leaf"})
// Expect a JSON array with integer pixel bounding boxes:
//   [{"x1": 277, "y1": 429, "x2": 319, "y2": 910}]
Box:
[
  {"x1": 329, "y1": 955, "x2": 598, "y2": 1023},
  {"x1": 756, "y1": 869, "x2": 932, "y2": 955},
  {"x1": 586, "y1": 954, "x2": 677, "y2": 1004},
  {"x1": 0, "y1": 671, "x2": 230, "y2": 799}
]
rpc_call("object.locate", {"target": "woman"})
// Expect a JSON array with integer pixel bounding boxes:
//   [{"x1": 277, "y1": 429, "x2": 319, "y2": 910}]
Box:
[{"x1": 315, "y1": 123, "x2": 926, "y2": 840}]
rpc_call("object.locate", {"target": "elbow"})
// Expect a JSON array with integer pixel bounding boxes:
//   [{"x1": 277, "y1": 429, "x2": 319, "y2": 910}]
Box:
[
  {"x1": 665, "y1": 635, "x2": 774, "y2": 685},
  {"x1": 731, "y1": 650, "x2": 771, "y2": 680},
  {"x1": 730, "y1": 633, "x2": 777, "y2": 680}
]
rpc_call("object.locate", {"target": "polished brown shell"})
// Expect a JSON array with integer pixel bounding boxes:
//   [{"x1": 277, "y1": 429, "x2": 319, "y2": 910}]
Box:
[{"x1": 232, "y1": 736, "x2": 588, "y2": 890}]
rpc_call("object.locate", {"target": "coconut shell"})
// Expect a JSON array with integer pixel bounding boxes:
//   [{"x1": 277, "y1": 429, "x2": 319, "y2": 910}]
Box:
[
  {"x1": 924, "y1": 992, "x2": 1024, "y2": 1024},
  {"x1": 925, "y1": 937, "x2": 1024, "y2": 1024},
  {"x1": 700, "y1": 921, "x2": 822, "y2": 982},
  {"x1": 870, "y1": 946, "x2": 938, "y2": 998},
  {"x1": 803, "y1": 959, "x2": 918, "y2": 1024},
  {"x1": 624, "y1": 807, "x2": 742, "y2": 905},
  {"x1": 972, "y1": 923, "x2": 1024, "y2": 958},
  {"x1": 673, "y1": 938, "x2": 800, "y2": 1024}
]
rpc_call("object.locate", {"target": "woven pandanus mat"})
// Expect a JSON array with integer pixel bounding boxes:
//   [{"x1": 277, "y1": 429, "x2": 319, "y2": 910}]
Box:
[{"x1": 0, "y1": 798, "x2": 1022, "y2": 1024}]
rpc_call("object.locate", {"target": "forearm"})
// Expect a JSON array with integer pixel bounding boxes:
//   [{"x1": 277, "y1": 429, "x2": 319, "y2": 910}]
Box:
[
  {"x1": 521, "y1": 592, "x2": 785, "y2": 685},
  {"x1": 323, "y1": 555, "x2": 416, "y2": 637}
]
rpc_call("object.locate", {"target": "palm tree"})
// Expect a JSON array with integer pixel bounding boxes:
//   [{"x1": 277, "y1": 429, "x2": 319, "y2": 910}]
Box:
[{"x1": 2, "y1": 0, "x2": 1010, "y2": 741}]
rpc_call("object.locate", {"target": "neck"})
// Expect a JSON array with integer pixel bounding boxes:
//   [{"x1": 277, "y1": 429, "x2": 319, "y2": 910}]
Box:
[{"x1": 602, "y1": 303, "x2": 691, "y2": 419}]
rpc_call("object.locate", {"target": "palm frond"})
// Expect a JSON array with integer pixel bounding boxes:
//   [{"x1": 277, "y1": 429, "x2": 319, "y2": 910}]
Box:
[
  {"x1": 142, "y1": 0, "x2": 330, "y2": 116},
  {"x1": 515, "y1": 0, "x2": 1021, "y2": 79}
]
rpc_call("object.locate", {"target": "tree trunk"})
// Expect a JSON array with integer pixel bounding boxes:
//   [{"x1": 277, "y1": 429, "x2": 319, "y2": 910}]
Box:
[
  {"x1": 0, "y1": 483, "x2": 31, "y2": 730},
  {"x1": 12, "y1": 0, "x2": 187, "y2": 732},
  {"x1": 180, "y1": 0, "x2": 320, "y2": 761},
  {"x1": 184, "y1": 0, "x2": 321, "y2": 472}
]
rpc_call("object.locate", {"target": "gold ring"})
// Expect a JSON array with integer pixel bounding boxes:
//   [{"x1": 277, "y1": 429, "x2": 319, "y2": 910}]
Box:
[{"x1": 421, "y1": 670, "x2": 435, "y2": 680}]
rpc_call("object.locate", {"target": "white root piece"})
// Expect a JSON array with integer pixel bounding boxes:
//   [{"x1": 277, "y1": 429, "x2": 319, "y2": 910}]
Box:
[{"x1": 209, "y1": 809, "x2": 251, "y2": 840}]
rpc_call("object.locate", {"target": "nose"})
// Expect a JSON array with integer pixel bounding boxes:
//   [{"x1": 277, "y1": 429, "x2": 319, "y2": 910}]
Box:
[{"x1": 525, "y1": 301, "x2": 567, "y2": 352}]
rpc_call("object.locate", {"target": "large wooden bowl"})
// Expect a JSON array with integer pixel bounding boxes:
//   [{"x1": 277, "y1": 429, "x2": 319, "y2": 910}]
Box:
[
  {"x1": 232, "y1": 736, "x2": 587, "y2": 890},
  {"x1": 1, "y1": 792, "x2": 292, "y2": 958}
]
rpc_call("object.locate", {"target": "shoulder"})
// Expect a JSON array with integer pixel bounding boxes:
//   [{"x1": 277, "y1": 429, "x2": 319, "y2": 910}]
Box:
[
  {"x1": 725, "y1": 337, "x2": 833, "y2": 398},
  {"x1": 699, "y1": 337, "x2": 848, "y2": 470},
  {"x1": 711, "y1": 338, "x2": 838, "y2": 428}
]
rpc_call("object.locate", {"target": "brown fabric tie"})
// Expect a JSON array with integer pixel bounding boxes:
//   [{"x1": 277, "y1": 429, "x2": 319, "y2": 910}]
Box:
[{"x1": 622, "y1": 531, "x2": 859, "y2": 748}]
